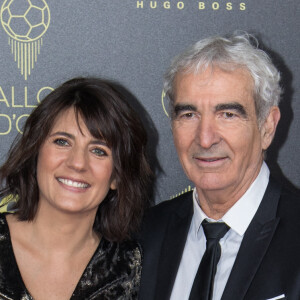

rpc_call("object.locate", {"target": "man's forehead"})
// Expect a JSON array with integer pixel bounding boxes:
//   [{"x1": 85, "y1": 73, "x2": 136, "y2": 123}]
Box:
[
  {"x1": 174, "y1": 67, "x2": 254, "y2": 102},
  {"x1": 174, "y1": 65, "x2": 254, "y2": 87}
]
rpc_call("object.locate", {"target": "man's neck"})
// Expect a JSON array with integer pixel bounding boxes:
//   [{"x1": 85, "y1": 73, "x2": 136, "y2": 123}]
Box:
[{"x1": 196, "y1": 163, "x2": 264, "y2": 220}]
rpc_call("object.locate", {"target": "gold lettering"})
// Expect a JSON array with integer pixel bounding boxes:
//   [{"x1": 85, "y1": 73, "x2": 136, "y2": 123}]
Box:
[
  {"x1": 16, "y1": 114, "x2": 29, "y2": 134},
  {"x1": 177, "y1": 2, "x2": 184, "y2": 9},
  {"x1": 37, "y1": 87, "x2": 54, "y2": 104},
  {"x1": 163, "y1": 1, "x2": 170, "y2": 9},
  {"x1": 0, "y1": 114, "x2": 11, "y2": 135},
  {"x1": 198, "y1": 2, "x2": 205, "y2": 9},
  {"x1": 212, "y1": 2, "x2": 219, "y2": 10},
  {"x1": 24, "y1": 86, "x2": 37, "y2": 108},
  {"x1": 11, "y1": 86, "x2": 23, "y2": 108},
  {"x1": 240, "y1": 3, "x2": 246, "y2": 10},
  {"x1": 226, "y1": 2, "x2": 232, "y2": 10},
  {"x1": 137, "y1": 1, "x2": 143, "y2": 8},
  {"x1": 0, "y1": 87, "x2": 10, "y2": 107},
  {"x1": 150, "y1": 1, "x2": 157, "y2": 8}
]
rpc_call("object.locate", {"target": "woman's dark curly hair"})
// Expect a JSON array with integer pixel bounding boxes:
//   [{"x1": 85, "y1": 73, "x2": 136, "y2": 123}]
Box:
[{"x1": 0, "y1": 77, "x2": 152, "y2": 242}]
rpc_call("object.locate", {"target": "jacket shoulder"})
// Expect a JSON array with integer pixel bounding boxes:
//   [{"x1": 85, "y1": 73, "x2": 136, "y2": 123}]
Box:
[
  {"x1": 145, "y1": 191, "x2": 192, "y2": 221},
  {"x1": 139, "y1": 191, "x2": 193, "y2": 239},
  {"x1": 277, "y1": 186, "x2": 300, "y2": 219}
]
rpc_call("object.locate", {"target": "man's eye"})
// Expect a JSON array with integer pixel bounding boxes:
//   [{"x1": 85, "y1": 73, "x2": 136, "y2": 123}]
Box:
[
  {"x1": 223, "y1": 112, "x2": 236, "y2": 119},
  {"x1": 180, "y1": 112, "x2": 196, "y2": 119},
  {"x1": 92, "y1": 148, "x2": 107, "y2": 157},
  {"x1": 54, "y1": 138, "x2": 69, "y2": 146}
]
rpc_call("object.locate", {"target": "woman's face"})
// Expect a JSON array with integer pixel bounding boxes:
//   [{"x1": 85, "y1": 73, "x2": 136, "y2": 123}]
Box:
[{"x1": 36, "y1": 108, "x2": 116, "y2": 216}]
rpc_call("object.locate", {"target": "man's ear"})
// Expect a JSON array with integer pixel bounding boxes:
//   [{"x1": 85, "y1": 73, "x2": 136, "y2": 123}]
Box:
[{"x1": 260, "y1": 106, "x2": 281, "y2": 150}]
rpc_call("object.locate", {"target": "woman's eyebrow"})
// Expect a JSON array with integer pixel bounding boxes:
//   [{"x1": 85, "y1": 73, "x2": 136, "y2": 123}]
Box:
[
  {"x1": 50, "y1": 131, "x2": 74, "y2": 139},
  {"x1": 50, "y1": 132, "x2": 108, "y2": 146},
  {"x1": 89, "y1": 140, "x2": 108, "y2": 146}
]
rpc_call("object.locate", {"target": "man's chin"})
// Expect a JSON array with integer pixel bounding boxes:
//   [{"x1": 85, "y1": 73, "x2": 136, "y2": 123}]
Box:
[{"x1": 193, "y1": 176, "x2": 232, "y2": 193}]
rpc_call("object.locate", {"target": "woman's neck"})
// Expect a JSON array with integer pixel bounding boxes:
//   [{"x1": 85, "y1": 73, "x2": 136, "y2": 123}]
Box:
[{"x1": 7, "y1": 204, "x2": 100, "y2": 257}]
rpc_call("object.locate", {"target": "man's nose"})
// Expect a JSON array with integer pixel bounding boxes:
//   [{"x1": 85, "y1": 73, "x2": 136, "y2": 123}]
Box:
[
  {"x1": 66, "y1": 146, "x2": 88, "y2": 172},
  {"x1": 196, "y1": 116, "x2": 221, "y2": 149}
]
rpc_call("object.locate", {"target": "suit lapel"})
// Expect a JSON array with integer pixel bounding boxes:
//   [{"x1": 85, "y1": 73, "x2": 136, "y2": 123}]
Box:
[
  {"x1": 221, "y1": 177, "x2": 282, "y2": 300},
  {"x1": 155, "y1": 192, "x2": 193, "y2": 300}
]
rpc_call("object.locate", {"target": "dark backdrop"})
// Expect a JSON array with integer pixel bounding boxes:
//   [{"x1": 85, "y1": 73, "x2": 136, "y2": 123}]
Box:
[{"x1": 0, "y1": 0, "x2": 299, "y2": 203}]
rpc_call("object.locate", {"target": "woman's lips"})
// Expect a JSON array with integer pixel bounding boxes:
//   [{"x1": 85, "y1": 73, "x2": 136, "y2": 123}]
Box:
[{"x1": 56, "y1": 177, "x2": 90, "y2": 189}]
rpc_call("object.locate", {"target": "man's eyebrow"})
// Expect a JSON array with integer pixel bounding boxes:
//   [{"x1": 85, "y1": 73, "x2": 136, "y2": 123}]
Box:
[
  {"x1": 173, "y1": 104, "x2": 197, "y2": 116},
  {"x1": 215, "y1": 102, "x2": 247, "y2": 117}
]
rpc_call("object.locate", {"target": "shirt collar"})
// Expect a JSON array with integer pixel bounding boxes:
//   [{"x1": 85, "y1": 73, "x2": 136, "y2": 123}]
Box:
[{"x1": 192, "y1": 162, "x2": 270, "y2": 237}]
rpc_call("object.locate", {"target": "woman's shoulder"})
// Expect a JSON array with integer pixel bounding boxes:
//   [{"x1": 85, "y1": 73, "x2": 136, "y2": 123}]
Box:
[
  {"x1": 117, "y1": 239, "x2": 141, "y2": 253},
  {"x1": 0, "y1": 213, "x2": 9, "y2": 237},
  {"x1": 74, "y1": 238, "x2": 142, "y2": 299},
  {"x1": 119, "y1": 239, "x2": 142, "y2": 266},
  {"x1": 99, "y1": 238, "x2": 142, "y2": 266},
  {"x1": 92, "y1": 238, "x2": 142, "y2": 283},
  {"x1": 0, "y1": 212, "x2": 7, "y2": 222}
]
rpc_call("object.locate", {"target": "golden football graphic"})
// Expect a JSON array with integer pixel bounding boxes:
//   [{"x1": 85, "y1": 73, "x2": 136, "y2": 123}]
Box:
[{"x1": 0, "y1": 0, "x2": 50, "y2": 80}]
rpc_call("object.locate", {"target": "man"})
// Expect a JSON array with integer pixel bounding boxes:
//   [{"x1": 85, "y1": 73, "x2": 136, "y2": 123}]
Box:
[{"x1": 139, "y1": 33, "x2": 300, "y2": 300}]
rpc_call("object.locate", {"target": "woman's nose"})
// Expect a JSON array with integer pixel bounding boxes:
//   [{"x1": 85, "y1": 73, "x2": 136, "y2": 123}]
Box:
[{"x1": 65, "y1": 147, "x2": 88, "y2": 172}]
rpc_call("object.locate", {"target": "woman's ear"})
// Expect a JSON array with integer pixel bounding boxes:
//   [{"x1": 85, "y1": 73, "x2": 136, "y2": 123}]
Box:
[{"x1": 110, "y1": 178, "x2": 117, "y2": 190}]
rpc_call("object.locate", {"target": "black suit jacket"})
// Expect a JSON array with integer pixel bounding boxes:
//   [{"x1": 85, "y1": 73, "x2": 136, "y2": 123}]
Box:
[{"x1": 139, "y1": 177, "x2": 300, "y2": 300}]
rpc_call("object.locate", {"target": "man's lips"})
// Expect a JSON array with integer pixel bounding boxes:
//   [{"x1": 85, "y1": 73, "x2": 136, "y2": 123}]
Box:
[
  {"x1": 56, "y1": 177, "x2": 90, "y2": 189},
  {"x1": 193, "y1": 156, "x2": 228, "y2": 163},
  {"x1": 197, "y1": 157, "x2": 226, "y2": 161}
]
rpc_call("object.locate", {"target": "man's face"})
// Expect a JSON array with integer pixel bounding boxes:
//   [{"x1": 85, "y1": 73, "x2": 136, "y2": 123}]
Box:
[{"x1": 172, "y1": 67, "x2": 278, "y2": 197}]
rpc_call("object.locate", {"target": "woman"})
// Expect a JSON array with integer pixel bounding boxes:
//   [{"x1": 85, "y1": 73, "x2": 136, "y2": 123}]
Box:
[{"x1": 0, "y1": 78, "x2": 152, "y2": 299}]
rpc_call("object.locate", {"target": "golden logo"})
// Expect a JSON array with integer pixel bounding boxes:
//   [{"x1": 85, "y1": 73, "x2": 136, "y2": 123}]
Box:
[
  {"x1": 170, "y1": 185, "x2": 193, "y2": 199},
  {"x1": 0, "y1": 0, "x2": 50, "y2": 80},
  {"x1": 136, "y1": 1, "x2": 246, "y2": 11}
]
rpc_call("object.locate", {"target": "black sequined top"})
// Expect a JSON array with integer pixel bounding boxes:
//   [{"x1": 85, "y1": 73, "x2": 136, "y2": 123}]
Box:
[{"x1": 0, "y1": 214, "x2": 142, "y2": 299}]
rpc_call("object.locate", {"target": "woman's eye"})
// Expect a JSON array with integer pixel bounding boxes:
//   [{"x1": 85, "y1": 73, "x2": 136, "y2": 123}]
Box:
[
  {"x1": 92, "y1": 148, "x2": 107, "y2": 156},
  {"x1": 54, "y1": 138, "x2": 69, "y2": 146}
]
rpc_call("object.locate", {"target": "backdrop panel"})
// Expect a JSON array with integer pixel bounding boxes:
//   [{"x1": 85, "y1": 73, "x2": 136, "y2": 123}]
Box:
[{"x1": 0, "y1": 0, "x2": 299, "y2": 203}]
